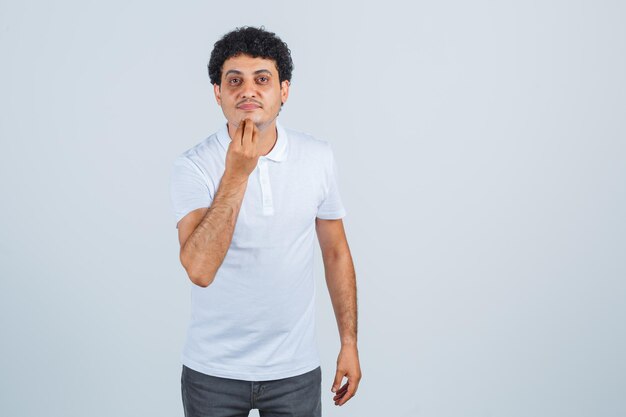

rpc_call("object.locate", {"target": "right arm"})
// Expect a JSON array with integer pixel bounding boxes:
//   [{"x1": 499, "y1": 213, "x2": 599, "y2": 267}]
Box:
[
  {"x1": 177, "y1": 118, "x2": 261, "y2": 287},
  {"x1": 178, "y1": 174, "x2": 248, "y2": 287}
]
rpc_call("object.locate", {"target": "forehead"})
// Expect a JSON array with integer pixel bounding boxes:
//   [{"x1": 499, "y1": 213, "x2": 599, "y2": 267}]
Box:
[{"x1": 222, "y1": 54, "x2": 278, "y2": 75}]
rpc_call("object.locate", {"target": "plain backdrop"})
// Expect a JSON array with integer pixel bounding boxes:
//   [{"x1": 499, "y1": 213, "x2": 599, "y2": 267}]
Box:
[{"x1": 1, "y1": 1, "x2": 625, "y2": 416}]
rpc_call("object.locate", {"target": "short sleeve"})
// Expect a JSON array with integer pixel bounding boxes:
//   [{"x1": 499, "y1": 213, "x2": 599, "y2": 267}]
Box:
[
  {"x1": 169, "y1": 155, "x2": 213, "y2": 229},
  {"x1": 316, "y1": 143, "x2": 347, "y2": 219}
]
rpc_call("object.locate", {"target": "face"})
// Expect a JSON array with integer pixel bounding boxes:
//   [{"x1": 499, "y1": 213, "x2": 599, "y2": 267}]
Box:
[{"x1": 214, "y1": 53, "x2": 290, "y2": 131}]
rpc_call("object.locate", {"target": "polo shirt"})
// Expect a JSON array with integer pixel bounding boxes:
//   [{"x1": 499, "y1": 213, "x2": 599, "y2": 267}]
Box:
[{"x1": 169, "y1": 119, "x2": 347, "y2": 381}]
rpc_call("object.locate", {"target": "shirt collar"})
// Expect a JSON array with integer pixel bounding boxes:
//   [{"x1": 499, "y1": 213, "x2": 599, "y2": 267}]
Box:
[{"x1": 216, "y1": 119, "x2": 289, "y2": 162}]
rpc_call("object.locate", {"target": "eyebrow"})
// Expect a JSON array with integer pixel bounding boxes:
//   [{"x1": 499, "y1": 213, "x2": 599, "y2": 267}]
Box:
[{"x1": 224, "y1": 69, "x2": 273, "y2": 77}]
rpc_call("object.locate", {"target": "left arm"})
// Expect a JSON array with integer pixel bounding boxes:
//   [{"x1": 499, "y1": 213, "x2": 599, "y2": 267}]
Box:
[{"x1": 316, "y1": 217, "x2": 361, "y2": 407}]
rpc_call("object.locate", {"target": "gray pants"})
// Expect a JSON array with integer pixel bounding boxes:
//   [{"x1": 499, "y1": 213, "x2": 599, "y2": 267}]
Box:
[{"x1": 181, "y1": 365, "x2": 322, "y2": 417}]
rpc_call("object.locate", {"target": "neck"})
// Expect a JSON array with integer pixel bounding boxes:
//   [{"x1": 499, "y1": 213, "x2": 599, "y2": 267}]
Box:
[{"x1": 227, "y1": 118, "x2": 278, "y2": 156}]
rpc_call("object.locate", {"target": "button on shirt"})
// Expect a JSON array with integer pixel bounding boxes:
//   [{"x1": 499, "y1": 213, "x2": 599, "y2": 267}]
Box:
[{"x1": 169, "y1": 120, "x2": 347, "y2": 381}]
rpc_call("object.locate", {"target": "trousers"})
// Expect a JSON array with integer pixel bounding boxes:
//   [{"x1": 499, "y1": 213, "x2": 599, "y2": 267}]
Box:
[{"x1": 181, "y1": 364, "x2": 322, "y2": 417}]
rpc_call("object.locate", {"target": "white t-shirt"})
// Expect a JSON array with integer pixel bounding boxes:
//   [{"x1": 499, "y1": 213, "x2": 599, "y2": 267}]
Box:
[{"x1": 169, "y1": 119, "x2": 347, "y2": 381}]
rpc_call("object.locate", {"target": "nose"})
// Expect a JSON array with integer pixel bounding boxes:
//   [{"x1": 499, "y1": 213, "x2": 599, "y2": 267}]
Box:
[{"x1": 240, "y1": 81, "x2": 258, "y2": 100}]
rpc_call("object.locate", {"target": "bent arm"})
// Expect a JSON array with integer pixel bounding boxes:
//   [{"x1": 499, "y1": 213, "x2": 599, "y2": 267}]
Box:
[{"x1": 179, "y1": 174, "x2": 248, "y2": 287}]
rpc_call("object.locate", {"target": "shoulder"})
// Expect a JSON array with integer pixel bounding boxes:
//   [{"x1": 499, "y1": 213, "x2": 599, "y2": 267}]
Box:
[
  {"x1": 177, "y1": 133, "x2": 221, "y2": 162},
  {"x1": 282, "y1": 125, "x2": 334, "y2": 160},
  {"x1": 172, "y1": 132, "x2": 224, "y2": 175}
]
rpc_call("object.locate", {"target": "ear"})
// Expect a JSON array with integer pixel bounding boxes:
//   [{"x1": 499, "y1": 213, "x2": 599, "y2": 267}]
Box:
[
  {"x1": 213, "y1": 83, "x2": 222, "y2": 106},
  {"x1": 280, "y1": 80, "x2": 290, "y2": 105}
]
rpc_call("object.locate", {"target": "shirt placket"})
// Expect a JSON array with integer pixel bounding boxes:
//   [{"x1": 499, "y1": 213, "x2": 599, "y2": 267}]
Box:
[{"x1": 257, "y1": 158, "x2": 274, "y2": 216}]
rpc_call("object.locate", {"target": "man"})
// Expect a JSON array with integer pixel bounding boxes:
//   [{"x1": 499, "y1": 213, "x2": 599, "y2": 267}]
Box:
[{"x1": 170, "y1": 26, "x2": 360, "y2": 417}]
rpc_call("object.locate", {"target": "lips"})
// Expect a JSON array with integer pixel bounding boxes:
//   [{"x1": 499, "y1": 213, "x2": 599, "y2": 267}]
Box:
[{"x1": 238, "y1": 103, "x2": 261, "y2": 110}]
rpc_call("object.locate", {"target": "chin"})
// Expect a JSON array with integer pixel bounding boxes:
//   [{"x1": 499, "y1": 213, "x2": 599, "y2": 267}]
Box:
[
  {"x1": 250, "y1": 116, "x2": 267, "y2": 125},
  {"x1": 228, "y1": 114, "x2": 273, "y2": 130}
]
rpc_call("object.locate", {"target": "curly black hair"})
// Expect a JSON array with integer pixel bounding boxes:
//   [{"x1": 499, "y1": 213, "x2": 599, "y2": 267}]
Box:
[{"x1": 208, "y1": 26, "x2": 294, "y2": 87}]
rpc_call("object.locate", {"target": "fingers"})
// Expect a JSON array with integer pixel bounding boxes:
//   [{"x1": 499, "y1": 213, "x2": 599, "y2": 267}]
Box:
[
  {"x1": 334, "y1": 379, "x2": 358, "y2": 406},
  {"x1": 331, "y1": 369, "x2": 344, "y2": 393},
  {"x1": 331, "y1": 368, "x2": 360, "y2": 406},
  {"x1": 251, "y1": 123, "x2": 258, "y2": 146},
  {"x1": 242, "y1": 117, "x2": 255, "y2": 148},
  {"x1": 232, "y1": 119, "x2": 245, "y2": 149},
  {"x1": 332, "y1": 383, "x2": 348, "y2": 400}
]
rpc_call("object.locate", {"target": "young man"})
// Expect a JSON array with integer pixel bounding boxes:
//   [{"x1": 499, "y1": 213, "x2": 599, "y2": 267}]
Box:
[{"x1": 170, "y1": 26, "x2": 360, "y2": 417}]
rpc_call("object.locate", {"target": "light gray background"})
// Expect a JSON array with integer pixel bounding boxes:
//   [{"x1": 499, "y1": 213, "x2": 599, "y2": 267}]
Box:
[{"x1": 1, "y1": 1, "x2": 624, "y2": 416}]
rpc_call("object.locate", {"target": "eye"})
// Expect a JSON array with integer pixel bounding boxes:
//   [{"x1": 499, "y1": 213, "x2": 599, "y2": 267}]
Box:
[
  {"x1": 228, "y1": 78, "x2": 240, "y2": 85},
  {"x1": 258, "y1": 76, "x2": 269, "y2": 83}
]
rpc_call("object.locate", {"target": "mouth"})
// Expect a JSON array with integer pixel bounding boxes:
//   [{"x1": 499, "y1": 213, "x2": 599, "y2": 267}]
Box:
[{"x1": 238, "y1": 103, "x2": 261, "y2": 110}]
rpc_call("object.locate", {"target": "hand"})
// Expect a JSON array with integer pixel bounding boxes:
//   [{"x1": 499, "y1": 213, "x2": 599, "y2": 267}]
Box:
[
  {"x1": 331, "y1": 344, "x2": 362, "y2": 406},
  {"x1": 223, "y1": 118, "x2": 261, "y2": 183}
]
